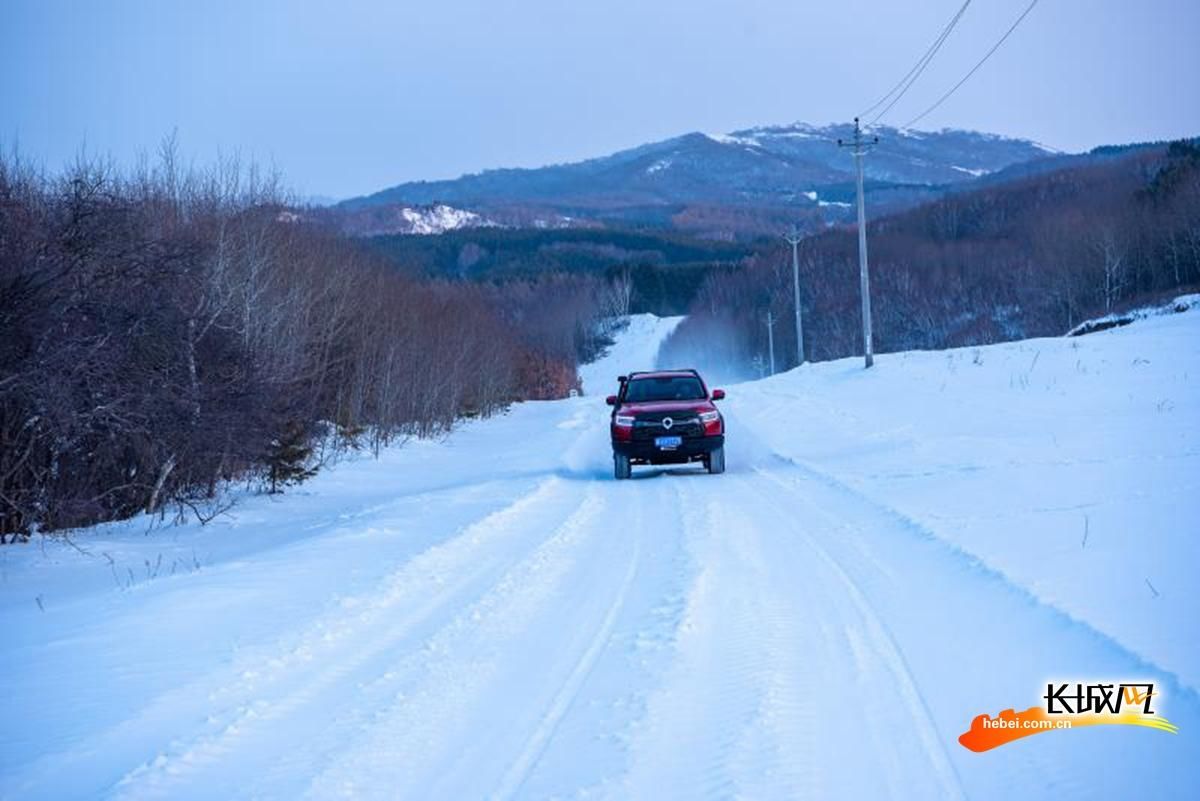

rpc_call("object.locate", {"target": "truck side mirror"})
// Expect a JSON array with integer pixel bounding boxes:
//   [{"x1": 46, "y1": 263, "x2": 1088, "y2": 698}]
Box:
[
  {"x1": 605, "y1": 395, "x2": 618, "y2": 406},
  {"x1": 711, "y1": 389, "x2": 725, "y2": 401}
]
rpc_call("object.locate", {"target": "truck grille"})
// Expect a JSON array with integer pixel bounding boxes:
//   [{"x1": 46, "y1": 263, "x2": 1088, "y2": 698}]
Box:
[{"x1": 632, "y1": 413, "x2": 702, "y2": 440}]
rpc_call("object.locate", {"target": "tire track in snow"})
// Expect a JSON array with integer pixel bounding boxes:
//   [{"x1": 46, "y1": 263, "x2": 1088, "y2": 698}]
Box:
[
  {"x1": 763, "y1": 448, "x2": 1200, "y2": 692},
  {"x1": 0, "y1": 474, "x2": 554, "y2": 801},
  {"x1": 747, "y1": 455, "x2": 1196, "y2": 799},
  {"x1": 491, "y1": 523, "x2": 642, "y2": 800},
  {"x1": 612, "y1": 461, "x2": 968, "y2": 800},
  {"x1": 612, "y1": 477, "x2": 824, "y2": 800},
  {"x1": 509, "y1": 472, "x2": 698, "y2": 801},
  {"x1": 298, "y1": 482, "x2": 616, "y2": 800},
  {"x1": 108, "y1": 476, "x2": 593, "y2": 801},
  {"x1": 736, "y1": 447, "x2": 1200, "y2": 800},
  {"x1": 741, "y1": 468, "x2": 967, "y2": 800}
]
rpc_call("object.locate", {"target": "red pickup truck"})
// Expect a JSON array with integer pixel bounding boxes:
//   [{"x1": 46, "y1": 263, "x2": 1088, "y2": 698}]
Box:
[{"x1": 606, "y1": 369, "x2": 726, "y2": 480}]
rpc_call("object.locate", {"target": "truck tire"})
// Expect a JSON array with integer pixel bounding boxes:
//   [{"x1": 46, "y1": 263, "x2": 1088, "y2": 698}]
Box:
[
  {"x1": 614, "y1": 452, "x2": 632, "y2": 480},
  {"x1": 707, "y1": 445, "x2": 725, "y2": 474}
]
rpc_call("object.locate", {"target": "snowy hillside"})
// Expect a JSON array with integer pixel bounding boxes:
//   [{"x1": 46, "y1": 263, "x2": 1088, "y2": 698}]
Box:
[
  {"x1": 2, "y1": 305, "x2": 1197, "y2": 800},
  {"x1": 335, "y1": 202, "x2": 498, "y2": 237},
  {"x1": 397, "y1": 203, "x2": 493, "y2": 235}
]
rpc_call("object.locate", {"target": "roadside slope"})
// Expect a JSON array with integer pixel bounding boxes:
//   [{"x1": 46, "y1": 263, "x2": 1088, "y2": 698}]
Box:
[{"x1": 728, "y1": 297, "x2": 1200, "y2": 690}]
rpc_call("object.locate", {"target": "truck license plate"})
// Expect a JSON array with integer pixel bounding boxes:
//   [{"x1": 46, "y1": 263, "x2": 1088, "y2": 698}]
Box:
[{"x1": 655, "y1": 436, "x2": 682, "y2": 449}]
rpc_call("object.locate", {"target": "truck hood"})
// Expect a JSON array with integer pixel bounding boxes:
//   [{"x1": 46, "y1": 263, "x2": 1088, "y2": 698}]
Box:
[{"x1": 618, "y1": 399, "x2": 716, "y2": 415}]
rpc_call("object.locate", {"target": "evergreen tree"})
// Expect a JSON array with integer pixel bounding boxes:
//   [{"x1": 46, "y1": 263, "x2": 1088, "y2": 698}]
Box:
[{"x1": 266, "y1": 421, "x2": 317, "y2": 494}]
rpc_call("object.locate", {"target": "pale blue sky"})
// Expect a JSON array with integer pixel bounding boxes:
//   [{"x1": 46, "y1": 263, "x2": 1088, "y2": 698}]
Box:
[{"x1": 3, "y1": 0, "x2": 1197, "y2": 199}]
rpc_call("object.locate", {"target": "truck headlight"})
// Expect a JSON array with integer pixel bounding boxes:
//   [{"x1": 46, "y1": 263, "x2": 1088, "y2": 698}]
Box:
[
  {"x1": 699, "y1": 410, "x2": 720, "y2": 424},
  {"x1": 615, "y1": 415, "x2": 635, "y2": 427}
]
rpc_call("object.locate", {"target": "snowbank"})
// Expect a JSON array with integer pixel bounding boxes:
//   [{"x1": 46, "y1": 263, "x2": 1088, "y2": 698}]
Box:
[
  {"x1": 730, "y1": 301, "x2": 1200, "y2": 689},
  {"x1": 1066, "y1": 293, "x2": 1200, "y2": 337}
]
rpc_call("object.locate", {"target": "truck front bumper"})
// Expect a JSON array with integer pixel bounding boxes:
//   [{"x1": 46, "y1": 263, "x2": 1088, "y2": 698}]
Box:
[{"x1": 612, "y1": 434, "x2": 724, "y2": 465}]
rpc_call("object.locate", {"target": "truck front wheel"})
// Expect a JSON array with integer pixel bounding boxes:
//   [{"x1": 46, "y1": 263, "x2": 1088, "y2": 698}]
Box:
[
  {"x1": 706, "y1": 445, "x2": 725, "y2": 474},
  {"x1": 614, "y1": 452, "x2": 632, "y2": 480}
]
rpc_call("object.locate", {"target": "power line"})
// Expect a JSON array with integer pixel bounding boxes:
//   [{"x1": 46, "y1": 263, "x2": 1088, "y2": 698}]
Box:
[
  {"x1": 902, "y1": 0, "x2": 1041, "y2": 129},
  {"x1": 867, "y1": 1, "x2": 973, "y2": 125},
  {"x1": 858, "y1": 0, "x2": 972, "y2": 124}
]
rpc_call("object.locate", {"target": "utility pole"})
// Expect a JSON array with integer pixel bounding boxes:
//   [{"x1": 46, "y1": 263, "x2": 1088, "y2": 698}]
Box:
[
  {"x1": 838, "y1": 117, "x2": 879, "y2": 369},
  {"x1": 766, "y1": 309, "x2": 776, "y2": 375},
  {"x1": 784, "y1": 226, "x2": 805, "y2": 366}
]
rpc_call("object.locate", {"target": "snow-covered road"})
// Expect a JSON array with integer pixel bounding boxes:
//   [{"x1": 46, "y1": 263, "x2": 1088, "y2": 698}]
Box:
[{"x1": 3, "y1": 311, "x2": 1198, "y2": 800}]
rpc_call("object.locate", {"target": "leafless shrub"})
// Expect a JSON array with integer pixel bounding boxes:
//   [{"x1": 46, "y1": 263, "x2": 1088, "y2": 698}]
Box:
[{"x1": 0, "y1": 142, "x2": 610, "y2": 539}]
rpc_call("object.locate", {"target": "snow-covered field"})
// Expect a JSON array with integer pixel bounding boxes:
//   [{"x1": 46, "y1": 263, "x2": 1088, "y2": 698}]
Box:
[{"x1": 2, "y1": 309, "x2": 1197, "y2": 800}]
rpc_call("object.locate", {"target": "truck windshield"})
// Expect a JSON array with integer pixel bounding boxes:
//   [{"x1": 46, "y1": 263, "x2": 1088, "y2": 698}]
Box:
[{"x1": 623, "y1": 376, "x2": 706, "y2": 402}]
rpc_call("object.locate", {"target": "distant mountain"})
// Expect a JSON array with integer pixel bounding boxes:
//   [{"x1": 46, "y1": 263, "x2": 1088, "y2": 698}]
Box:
[{"x1": 338, "y1": 122, "x2": 1061, "y2": 238}]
